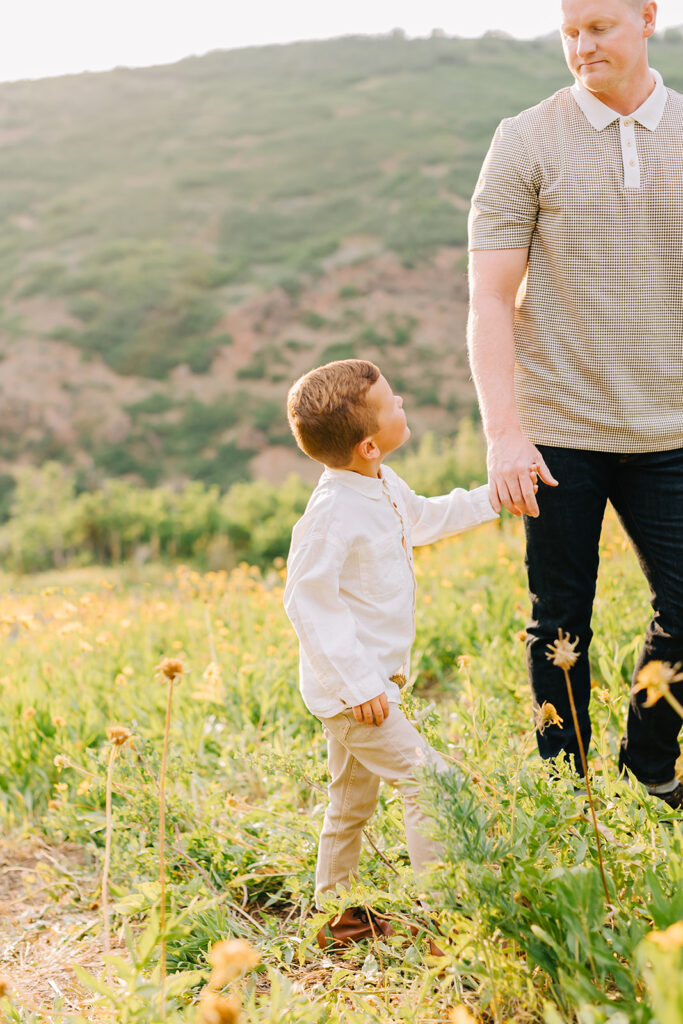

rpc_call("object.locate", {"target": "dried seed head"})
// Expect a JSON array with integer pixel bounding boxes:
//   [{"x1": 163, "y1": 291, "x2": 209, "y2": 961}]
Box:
[
  {"x1": 197, "y1": 990, "x2": 241, "y2": 1024},
  {"x1": 533, "y1": 701, "x2": 564, "y2": 735},
  {"x1": 647, "y1": 921, "x2": 683, "y2": 952},
  {"x1": 632, "y1": 660, "x2": 683, "y2": 708},
  {"x1": 546, "y1": 630, "x2": 580, "y2": 670},
  {"x1": 0, "y1": 977, "x2": 9, "y2": 997},
  {"x1": 208, "y1": 939, "x2": 259, "y2": 988},
  {"x1": 106, "y1": 725, "x2": 132, "y2": 747},
  {"x1": 157, "y1": 657, "x2": 184, "y2": 682},
  {"x1": 22, "y1": 706, "x2": 37, "y2": 721}
]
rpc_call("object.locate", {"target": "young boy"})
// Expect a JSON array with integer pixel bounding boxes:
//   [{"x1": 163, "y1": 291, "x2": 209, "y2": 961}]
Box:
[{"x1": 284, "y1": 359, "x2": 498, "y2": 947}]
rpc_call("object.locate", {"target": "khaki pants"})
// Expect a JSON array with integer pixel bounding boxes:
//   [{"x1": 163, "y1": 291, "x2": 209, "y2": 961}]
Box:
[{"x1": 315, "y1": 705, "x2": 446, "y2": 901}]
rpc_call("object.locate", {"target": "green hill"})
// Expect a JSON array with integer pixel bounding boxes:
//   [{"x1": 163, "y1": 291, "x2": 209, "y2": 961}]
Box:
[{"x1": 1, "y1": 30, "x2": 681, "y2": 492}]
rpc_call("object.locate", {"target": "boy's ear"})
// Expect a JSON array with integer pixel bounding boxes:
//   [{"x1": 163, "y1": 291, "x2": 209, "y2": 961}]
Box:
[{"x1": 356, "y1": 436, "x2": 380, "y2": 461}]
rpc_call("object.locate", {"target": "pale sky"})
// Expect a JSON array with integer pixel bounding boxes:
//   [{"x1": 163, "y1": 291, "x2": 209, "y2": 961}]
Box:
[{"x1": 2, "y1": 1, "x2": 681, "y2": 84}]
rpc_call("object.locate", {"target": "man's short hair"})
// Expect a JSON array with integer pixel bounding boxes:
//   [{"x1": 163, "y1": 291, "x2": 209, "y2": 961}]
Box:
[{"x1": 287, "y1": 359, "x2": 381, "y2": 467}]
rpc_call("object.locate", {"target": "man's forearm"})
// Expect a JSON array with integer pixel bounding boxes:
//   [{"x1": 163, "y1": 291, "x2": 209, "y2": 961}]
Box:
[
  {"x1": 467, "y1": 295, "x2": 520, "y2": 442},
  {"x1": 466, "y1": 249, "x2": 556, "y2": 516}
]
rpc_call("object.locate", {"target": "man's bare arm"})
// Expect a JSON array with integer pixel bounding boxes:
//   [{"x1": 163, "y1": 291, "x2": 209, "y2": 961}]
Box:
[{"x1": 468, "y1": 249, "x2": 558, "y2": 517}]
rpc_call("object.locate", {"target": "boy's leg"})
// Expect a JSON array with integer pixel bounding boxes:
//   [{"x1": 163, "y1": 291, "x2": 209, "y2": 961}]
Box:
[
  {"x1": 315, "y1": 723, "x2": 380, "y2": 902},
  {"x1": 320, "y1": 706, "x2": 447, "y2": 878}
]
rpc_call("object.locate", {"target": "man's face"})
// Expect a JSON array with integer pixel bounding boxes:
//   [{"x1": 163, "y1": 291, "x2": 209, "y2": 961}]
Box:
[{"x1": 560, "y1": 0, "x2": 656, "y2": 99}]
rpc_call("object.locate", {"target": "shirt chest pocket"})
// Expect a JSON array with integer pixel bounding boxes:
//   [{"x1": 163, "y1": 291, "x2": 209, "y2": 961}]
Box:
[{"x1": 355, "y1": 533, "x2": 407, "y2": 602}]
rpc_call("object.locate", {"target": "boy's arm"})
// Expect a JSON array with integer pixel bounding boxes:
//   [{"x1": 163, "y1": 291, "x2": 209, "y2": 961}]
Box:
[
  {"x1": 284, "y1": 532, "x2": 389, "y2": 715},
  {"x1": 392, "y1": 473, "x2": 498, "y2": 547}
]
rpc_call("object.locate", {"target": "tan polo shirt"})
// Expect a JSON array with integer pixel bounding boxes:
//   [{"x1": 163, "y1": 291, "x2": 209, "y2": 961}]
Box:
[{"x1": 469, "y1": 70, "x2": 683, "y2": 453}]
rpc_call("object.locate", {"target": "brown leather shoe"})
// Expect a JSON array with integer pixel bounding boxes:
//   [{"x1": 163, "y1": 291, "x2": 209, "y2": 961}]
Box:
[{"x1": 317, "y1": 906, "x2": 394, "y2": 950}]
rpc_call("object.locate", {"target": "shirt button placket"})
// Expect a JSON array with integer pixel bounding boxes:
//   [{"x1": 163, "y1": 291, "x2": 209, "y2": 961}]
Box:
[{"x1": 620, "y1": 117, "x2": 640, "y2": 189}]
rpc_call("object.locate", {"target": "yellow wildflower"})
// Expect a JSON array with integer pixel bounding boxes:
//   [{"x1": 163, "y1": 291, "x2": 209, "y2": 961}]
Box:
[
  {"x1": 632, "y1": 661, "x2": 683, "y2": 708},
  {"x1": 192, "y1": 662, "x2": 224, "y2": 703},
  {"x1": 546, "y1": 630, "x2": 580, "y2": 670},
  {"x1": 53, "y1": 715, "x2": 67, "y2": 728},
  {"x1": 647, "y1": 921, "x2": 683, "y2": 951},
  {"x1": 106, "y1": 725, "x2": 132, "y2": 747},
  {"x1": 208, "y1": 939, "x2": 259, "y2": 988},
  {"x1": 197, "y1": 990, "x2": 241, "y2": 1024},
  {"x1": 157, "y1": 657, "x2": 184, "y2": 682},
  {"x1": 449, "y1": 1008, "x2": 478, "y2": 1024},
  {"x1": 22, "y1": 707, "x2": 36, "y2": 721},
  {"x1": 534, "y1": 701, "x2": 564, "y2": 735}
]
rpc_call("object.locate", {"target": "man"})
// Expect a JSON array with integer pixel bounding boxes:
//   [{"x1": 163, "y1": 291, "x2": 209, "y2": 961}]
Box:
[{"x1": 467, "y1": 0, "x2": 683, "y2": 808}]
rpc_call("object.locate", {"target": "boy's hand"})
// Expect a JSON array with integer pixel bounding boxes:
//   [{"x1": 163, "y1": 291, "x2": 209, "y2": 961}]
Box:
[{"x1": 352, "y1": 692, "x2": 390, "y2": 726}]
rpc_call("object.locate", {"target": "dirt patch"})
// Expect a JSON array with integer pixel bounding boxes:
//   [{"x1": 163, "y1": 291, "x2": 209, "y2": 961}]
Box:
[{"x1": 0, "y1": 836, "x2": 108, "y2": 1020}]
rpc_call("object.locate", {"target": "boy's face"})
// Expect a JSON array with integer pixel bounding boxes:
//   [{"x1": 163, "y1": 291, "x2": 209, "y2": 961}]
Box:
[{"x1": 366, "y1": 375, "x2": 410, "y2": 456}]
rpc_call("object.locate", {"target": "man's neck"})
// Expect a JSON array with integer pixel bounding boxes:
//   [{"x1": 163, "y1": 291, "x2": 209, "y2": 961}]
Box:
[{"x1": 586, "y1": 66, "x2": 656, "y2": 117}]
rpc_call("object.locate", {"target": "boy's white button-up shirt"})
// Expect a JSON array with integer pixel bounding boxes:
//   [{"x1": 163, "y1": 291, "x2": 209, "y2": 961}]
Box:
[{"x1": 284, "y1": 464, "x2": 497, "y2": 718}]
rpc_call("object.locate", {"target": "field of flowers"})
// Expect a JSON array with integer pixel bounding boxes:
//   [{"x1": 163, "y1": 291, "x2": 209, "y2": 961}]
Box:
[{"x1": 0, "y1": 507, "x2": 681, "y2": 1023}]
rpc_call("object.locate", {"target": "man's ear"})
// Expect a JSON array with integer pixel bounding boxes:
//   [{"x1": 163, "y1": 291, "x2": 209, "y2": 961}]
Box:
[
  {"x1": 642, "y1": 1, "x2": 657, "y2": 37},
  {"x1": 356, "y1": 436, "x2": 380, "y2": 461}
]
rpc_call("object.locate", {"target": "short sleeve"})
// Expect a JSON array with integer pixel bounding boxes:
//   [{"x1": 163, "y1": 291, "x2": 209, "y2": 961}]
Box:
[{"x1": 468, "y1": 118, "x2": 539, "y2": 251}]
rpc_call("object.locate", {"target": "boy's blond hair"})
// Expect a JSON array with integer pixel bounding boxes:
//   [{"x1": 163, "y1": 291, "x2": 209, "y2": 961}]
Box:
[{"x1": 287, "y1": 359, "x2": 380, "y2": 467}]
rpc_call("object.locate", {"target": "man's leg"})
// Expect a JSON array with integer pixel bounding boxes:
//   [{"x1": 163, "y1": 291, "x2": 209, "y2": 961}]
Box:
[
  {"x1": 524, "y1": 447, "x2": 612, "y2": 771},
  {"x1": 315, "y1": 723, "x2": 380, "y2": 902},
  {"x1": 610, "y1": 448, "x2": 683, "y2": 787}
]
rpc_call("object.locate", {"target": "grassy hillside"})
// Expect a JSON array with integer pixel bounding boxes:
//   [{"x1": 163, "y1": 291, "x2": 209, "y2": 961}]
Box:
[{"x1": 1, "y1": 31, "x2": 682, "y2": 490}]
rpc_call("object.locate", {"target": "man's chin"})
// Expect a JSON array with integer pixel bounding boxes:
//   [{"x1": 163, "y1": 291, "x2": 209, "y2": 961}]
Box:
[{"x1": 576, "y1": 64, "x2": 610, "y2": 87}]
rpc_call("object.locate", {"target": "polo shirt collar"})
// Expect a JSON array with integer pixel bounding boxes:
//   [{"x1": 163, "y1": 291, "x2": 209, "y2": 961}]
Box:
[
  {"x1": 322, "y1": 466, "x2": 384, "y2": 499},
  {"x1": 571, "y1": 68, "x2": 667, "y2": 131}
]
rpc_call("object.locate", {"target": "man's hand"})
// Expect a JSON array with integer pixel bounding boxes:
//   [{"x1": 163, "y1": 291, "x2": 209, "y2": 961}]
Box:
[
  {"x1": 352, "y1": 692, "x2": 390, "y2": 726},
  {"x1": 487, "y1": 431, "x2": 558, "y2": 518}
]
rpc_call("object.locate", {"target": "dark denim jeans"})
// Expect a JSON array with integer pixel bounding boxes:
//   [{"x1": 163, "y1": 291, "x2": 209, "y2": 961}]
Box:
[{"x1": 523, "y1": 445, "x2": 683, "y2": 785}]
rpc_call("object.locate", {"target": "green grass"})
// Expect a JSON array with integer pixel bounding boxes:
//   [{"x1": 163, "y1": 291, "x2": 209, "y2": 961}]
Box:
[{"x1": 0, "y1": 500, "x2": 681, "y2": 1022}]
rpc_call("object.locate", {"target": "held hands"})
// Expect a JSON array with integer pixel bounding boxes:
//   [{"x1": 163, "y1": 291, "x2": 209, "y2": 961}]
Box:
[
  {"x1": 487, "y1": 432, "x2": 558, "y2": 518},
  {"x1": 352, "y1": 691, "x2": 390, "y2": 726}
]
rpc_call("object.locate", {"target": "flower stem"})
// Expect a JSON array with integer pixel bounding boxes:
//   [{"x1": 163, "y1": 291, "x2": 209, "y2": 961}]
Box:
[
  {"x1": 663, "y1": 689, "x2": 683, "y2": 722},
  {"x1": 562, "y1": 666, "x2": 610, "y2": 903},
  {"x1": 102, "y1": 744, "x2": 117, "y2": 962},
  {"x1": 159, "y1": 678, "x2": 174, "y2": 1018}
]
